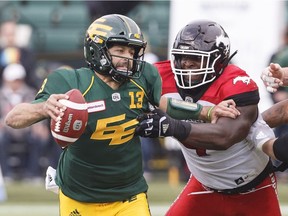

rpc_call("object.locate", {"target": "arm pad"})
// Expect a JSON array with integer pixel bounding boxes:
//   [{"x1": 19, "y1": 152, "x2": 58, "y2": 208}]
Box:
[
  {"x1": 273, "y1": 134, "x2": 288, "y2": 163},
  {"x1": 166, "y1": 98, "x2": 203, "y2": 120}
]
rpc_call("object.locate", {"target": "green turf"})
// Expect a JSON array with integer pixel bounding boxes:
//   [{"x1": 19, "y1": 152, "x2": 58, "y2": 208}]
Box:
[
  {"x1": 2, "y1": 174, "x2": 185, "y2": 204},
  {"x1": 278, "y1": 182, "x2": 288, "y2": 204},
  {"x1": 3, "y1": 178, "x2": 288, "y2": 204},
  {"x1": 0, "y1": 176, "x2": 287, "y2": 216}
]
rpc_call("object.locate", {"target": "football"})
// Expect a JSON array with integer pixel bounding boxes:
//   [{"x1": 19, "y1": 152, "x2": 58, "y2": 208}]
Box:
[{"x1": 50, "y1": 89, "x2": 88, "y2": 147}]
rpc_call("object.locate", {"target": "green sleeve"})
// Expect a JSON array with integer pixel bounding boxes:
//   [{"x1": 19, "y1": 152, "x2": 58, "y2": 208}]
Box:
[{"x1": 34, "y1": 69, "x2": 79, "y2": 103}]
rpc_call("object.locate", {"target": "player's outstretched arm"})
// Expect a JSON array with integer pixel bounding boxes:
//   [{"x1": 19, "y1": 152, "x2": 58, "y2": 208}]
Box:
[
  {"x1": 5, "y1": 94, "x2": 68, "y2": 129},
  {"x1": 262, "y1": 99, "x2": 288, "y2": 128},
  {"x1": 5, "y1": 102, "x2": 51, "y2": 128},
  {"x1": 261, "y1": 63, "x2": 288, "y2": 93},
  {"x1": 260, "y1": 99, "x2": 288, "y2": 163},
  {"x1": 159, "y1": 97, "x2": 240, "y2": 123},
  {"x1": 136, "y1": 104, "x2": 254, "y2": 150}
]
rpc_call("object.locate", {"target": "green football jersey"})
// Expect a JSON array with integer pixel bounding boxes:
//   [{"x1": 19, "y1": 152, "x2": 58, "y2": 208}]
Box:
[{"x1": 34, "y1": 62, "x2": 161, "y2": 202}]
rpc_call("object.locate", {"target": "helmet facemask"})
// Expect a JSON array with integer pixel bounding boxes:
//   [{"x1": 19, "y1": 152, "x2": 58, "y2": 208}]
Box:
[
  {"x1": 105, "y1": 40, "x2": 146, "y2": 83},
  {"x1": 170, "y1": 20, "x2": 234, "y2": 90},
  {"x1": 85, "y1": 35, "x2": 146, "y2": 83},
  {"x1": 171, "y1": 49, "x2": 220, "y2": 89}
]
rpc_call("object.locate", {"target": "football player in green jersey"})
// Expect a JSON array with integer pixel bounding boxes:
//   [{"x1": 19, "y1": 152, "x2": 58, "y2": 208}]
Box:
[
  {"x1": 5, "y1": 14, "x2": 239, "y2": 216},
  {"x1": 6, "y1": 14, "x2": 159, "y2": 216}
]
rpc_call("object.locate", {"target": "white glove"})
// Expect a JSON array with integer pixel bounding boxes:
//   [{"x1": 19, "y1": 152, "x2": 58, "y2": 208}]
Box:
[
  {"x1": 261, "y1": 63, "x2": 283, "y2": 93},
  {"x1": 45, "y1": 166, "x2": 59, "y2": 194}
]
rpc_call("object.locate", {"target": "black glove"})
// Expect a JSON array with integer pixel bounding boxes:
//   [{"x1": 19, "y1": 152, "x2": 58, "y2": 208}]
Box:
[{"x1": 135, "y1": 109, "x2": 191, "y2": 141}]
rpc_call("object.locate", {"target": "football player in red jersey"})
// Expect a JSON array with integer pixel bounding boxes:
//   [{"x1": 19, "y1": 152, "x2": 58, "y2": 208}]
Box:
[{"x1": 136, "y1": 20, "x2": 282, "y2": 215}]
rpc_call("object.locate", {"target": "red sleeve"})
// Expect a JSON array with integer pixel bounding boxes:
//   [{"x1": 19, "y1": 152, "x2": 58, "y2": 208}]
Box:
[{"x1": 154, "y1": 60, "x2": 178, "y2": 96}]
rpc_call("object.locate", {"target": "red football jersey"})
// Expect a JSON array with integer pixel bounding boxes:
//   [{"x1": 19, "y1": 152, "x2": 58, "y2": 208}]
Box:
[{"x1": 155, "y1": 60, "x2": 279, "y2": 216}]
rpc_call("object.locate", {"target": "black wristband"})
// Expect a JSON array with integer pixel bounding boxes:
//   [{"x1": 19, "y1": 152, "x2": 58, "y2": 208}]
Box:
[
  {"x1": 273, "y1": 135, "x2": 288, "y2": 163},
  {"x1": 173, "y1": 119, "x2": 192, "y2": 141}
]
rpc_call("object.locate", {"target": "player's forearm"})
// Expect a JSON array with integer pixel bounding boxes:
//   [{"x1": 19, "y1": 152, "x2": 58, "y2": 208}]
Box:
[
  {"x1": 160, "y1": 97, "x2": 239, "y2": 123},
  {"x1": 261, "y1": 135, "x2": 288, "y2": 163},
  {"x1": 262, "y1": 99, "x2": 288, "y2": 128},
  {"x1": 5, "y1": 102, "x2": 48, "y2": 129},
  {"x1": 261, "y1": 139, "x2": 276, "y2": 160},
  {"x1": 179, "y1": 106, "x2": 251, "y2": 150},
  {"x1": 180, "y1": 120, "x2": 248, "y2": 150},
  {"x1": 181, "y1": 128, "x2": 227, "y2": 150}
]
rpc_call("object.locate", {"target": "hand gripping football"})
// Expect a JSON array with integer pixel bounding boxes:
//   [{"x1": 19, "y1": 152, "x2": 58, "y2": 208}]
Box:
[{"x1": 50, "y1": 89, "x2": 88, "y2": 147}]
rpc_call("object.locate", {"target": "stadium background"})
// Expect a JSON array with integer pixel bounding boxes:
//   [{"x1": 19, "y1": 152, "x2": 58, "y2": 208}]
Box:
[{"x1": 0, "y1": 0, "x2": 288, "y2": 215}]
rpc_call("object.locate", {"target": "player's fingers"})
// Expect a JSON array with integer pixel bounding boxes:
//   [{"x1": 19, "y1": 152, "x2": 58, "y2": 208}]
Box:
[
  {"x1": 269, "y1": 77, "x2": 281, "y2": 84},
  {"x1": 219, "y1": 99, "x2": 236, "y2": 107},
  {"x1": 136, "y1": 114, "x2": 148, "y2": 122},
  {"x1": 262, "y1": 68, "x2": 271, "y2": 77},
  {"x1": 46, "y1": 110, "x2": 59, "y2": 122},
  {"x1": 226, "y1": 99, "x2": 236, "y2": 107},
  {"x1": 218, "y1": 100, "x2": 239, "y2": 114},
  {"x1": 135, "y1": 119, "x2": 152, "y2": 136},
  {"x1": 52, "y1": 94, "x2": 69, "y2": 109},
  {"x1": 266, "y1": 81, "x2": 282, "y2": 88},
  {"x1": 219, "y1": 108, "x2": 239, "y2": 118},
  {"x1": 270, "y1": 62, "x2": 281, "y2": 71},
  {"x1": 261, "y1": 75, "x2": 278, "y2": 84},
  {"x1": 44, "y1": 99, "x2": 65, "y2": 119},
  {"x1": 227, "y1": 105, "x2": 240, "y2": 116},
  {"x1": 210, "y1": 110, "x2": 240, "y2": 123},
  {"x1": 266, "y1": 86, "x2": 278, "y2": 93},
  {"x1": 218, "y1": 100, "x2": 233, "y2": 108},
  {"x1": 210, "y1": 105, "x2": 240, "y2": 124},
  {"x1": 137, "y1": 113, "x2": 155, "y2": 122}
]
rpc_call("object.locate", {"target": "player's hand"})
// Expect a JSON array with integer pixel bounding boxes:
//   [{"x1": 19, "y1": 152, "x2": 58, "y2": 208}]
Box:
[
  {"x1": 135, "y1": 109, "x2": 191, "y2": 140},
  {"x1": 209, "y1": 99, "x2": 240, "y2": 124},
  {"x1": 43, "y1": 94, "x2": 68, "y2": 121},
  {"x1": 135, "y1": 109, "x2": 176, "y2": 138},
  {"x1": 261, "y1": 63, "x2": 284, "y2": 93}
]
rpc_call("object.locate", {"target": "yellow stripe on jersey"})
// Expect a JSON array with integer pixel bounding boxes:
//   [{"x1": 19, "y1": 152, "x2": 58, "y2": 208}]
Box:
[
  {"x1": 130, "y1": 79, "x2": 148, "y2": 100},
  {"x1": 83, "y1": 75, "x2": 94, "y2": 97}
]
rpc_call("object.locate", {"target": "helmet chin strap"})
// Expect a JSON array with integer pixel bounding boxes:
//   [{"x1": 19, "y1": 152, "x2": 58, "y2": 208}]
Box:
[
  {"x1": 222, "y1": 50, "x2": 238, "y2": 67},
  {"x1": 109, "y1": 69, "x2": 130, "y2": 83}
]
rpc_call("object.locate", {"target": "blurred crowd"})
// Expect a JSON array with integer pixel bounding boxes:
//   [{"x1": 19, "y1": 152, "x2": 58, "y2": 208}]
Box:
[{"x1": 0, "y1": 19, "x2": 62, "y2": 182}]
